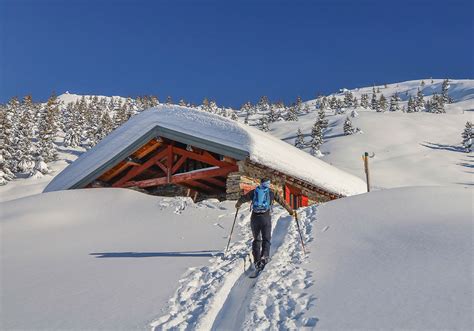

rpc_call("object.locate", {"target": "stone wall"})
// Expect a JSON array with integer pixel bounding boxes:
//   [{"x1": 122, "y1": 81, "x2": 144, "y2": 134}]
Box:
[{"x1": 225, "y1": 160, "x2": 334, "y2": 204}]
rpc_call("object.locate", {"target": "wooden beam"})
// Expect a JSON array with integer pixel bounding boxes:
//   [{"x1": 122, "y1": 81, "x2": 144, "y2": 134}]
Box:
[
  {"x1": 174, "y1": 146, "x2": 233, "y2": 168},
  {"x1": 122, "y1": 165, "x2": 238, "y2": 188},
  {"x1": 155, "y1": 160, "x2": 168, "y2": 175},
  {"x1": 167, "y1": 144, "x2": 173, "y2": 182},
  {"x1": 112, "y1": 148, "x2": 168, "y2": 187},
  {"x1": 99, "y1": 160, "x2": 142, "y2": 182},
  {"x1": 171, "y1": 155, "x2": 187, "y2": 174},
  {"x1": 132, "y1": 138, "x2": 162, "y2": 159}
]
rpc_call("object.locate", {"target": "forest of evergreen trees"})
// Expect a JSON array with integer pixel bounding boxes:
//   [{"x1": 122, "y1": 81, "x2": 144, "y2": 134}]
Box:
[{"x1": 1, "y1": 79, "x2": 468, "y2": 186}]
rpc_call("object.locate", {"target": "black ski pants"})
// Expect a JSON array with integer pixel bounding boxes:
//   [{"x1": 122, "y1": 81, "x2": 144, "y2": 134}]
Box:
[{"x1": 250, "y1": 211, "x2": 272, "y2": 262}]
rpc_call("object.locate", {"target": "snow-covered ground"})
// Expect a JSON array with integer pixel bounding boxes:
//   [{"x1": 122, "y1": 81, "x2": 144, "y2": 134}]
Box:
[
  {"x1": 0, "y1": 188, "x2": 238, "y2": 330},
  {"x1": 302, "y1": 186, "x2": 473, "y2": 329},
  {"x1": 1, "y1": 78, "x2": 473, "y2": 330},
  {"x1": 271, "y1": 110, "x2": 473, "y2": 188}
]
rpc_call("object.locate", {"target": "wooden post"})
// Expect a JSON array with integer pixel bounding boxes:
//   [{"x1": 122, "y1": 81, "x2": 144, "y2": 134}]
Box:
[{"x1": 363, "y1": 152, "x2": 370, "y2": 192}]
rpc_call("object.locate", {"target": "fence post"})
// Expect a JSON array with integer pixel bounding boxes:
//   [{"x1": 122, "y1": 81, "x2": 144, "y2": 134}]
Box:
[{"x1": 363, "y1": 152, "x2": 370, "y2": 192}]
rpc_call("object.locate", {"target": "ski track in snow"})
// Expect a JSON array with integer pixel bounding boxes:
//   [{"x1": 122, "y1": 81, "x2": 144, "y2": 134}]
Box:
[{"x1": 150, "y1": 205, "x2": 319, "y2": 330}]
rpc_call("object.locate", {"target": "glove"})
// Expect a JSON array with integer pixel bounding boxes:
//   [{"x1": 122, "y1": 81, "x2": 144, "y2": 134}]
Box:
[
  {"x1": 235, "y1": 201, "x2": 242, "y2": 209},
  {"x1": 291, "y1": 210, "x2": 297, "y2": 217}
]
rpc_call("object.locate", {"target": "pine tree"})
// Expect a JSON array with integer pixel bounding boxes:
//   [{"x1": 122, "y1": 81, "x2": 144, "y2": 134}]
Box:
[
  {"x1": 329, "y1": 96, "x2": 337, "y2": 110},
  {"x1": 258, "y1": 115, "x2": 269, "y2": 132},
  {"x1": 461, "y1": 121, "x2": 473, "y2": 152},
  {"x1": 295, "y1": 96, "x2": 303, "y2": 113},
  {"x1": 37, "y1": 93, "x2": 59, "y2": 162},
  {"x1": 343, "y1": 91, "x2": 354, "y2": 108},
  {"x1": 202, "y1": 98, "x2": 211, "y2": 112},
  {"x1": 343, "y1": 117, "x2": 356, "y2": 135},
  {"x1": 389, "y1": 93, "x2": 400, "y2": 112},
  {"x1": 29, "y1": 155, "x2": 50, "y2": 178},
  {"x1": 309, "y1": 122, "x2": 324, "y2": 157},
  {"x1": 441, "y1": 79, "x2": 452, "y2": 104},
  {"x1": 420, "y1": 80, "x2": 425, "y2": 87},
  {"x1": 178, "y1": 99, "x2": 187, "y2": 106},
  {"x1": 0, "y1": 104, "x2": 15, "y2": 183},
  {"x1": 407, "y1": 96, "x2": 415, "y2": 113},
  {"x1": 353, "y1": 97, "x2": 359, "y2": 108},
  {"x1": 16, "y1": 96, "x2": 35, "y2": 172},
  {"x1": 317, "y1": 107, "x2": 328, "y2": 131},
  {"x1": 257, "y1": 96, "x2": 270, "y2": 114},
  {"x1": 334, "y1": 99, "x2": 344, "y2": 114},
  {"x1": 96, "y1": 110, "x2": 114, "y2": 141},
  {"x1": 415, "y1": 89, "x2": 425, "y2": 112},
  {"x1": 294, "y1": 128, "x2": 305, "y2": 148},
  {"x1": 371, "y1": 91, "x2": 379, "y2": 111},
  {"x1": 429, "y1": 93, "x2": 445, "y2": 113},
  {"x1": 166, "y1": 96, "x2": 173, "y2": 104},
  {"x1": 360, "y1": 94, "x2": 369, "y2": 108},
  {"x1": 378, "y1": 94, "x2": 387, "y2": 112},
  {"x1": 286, "y1": 106, "x2": 299, "y2": 121},
  {"x1": 63, "y1": 102, "x2": 81, "y2": 147}
]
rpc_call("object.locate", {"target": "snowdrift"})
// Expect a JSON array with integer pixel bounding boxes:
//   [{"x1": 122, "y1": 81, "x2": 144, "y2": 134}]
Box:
[
  {"x1": 0, "y1": 188, "x2": 237, "y2": 330},
  {"x1": 304, "y1": 186, "x2": 473, "y2": 329},
  {"x1": 44, "y1": 105, "x2": 367, "y2": 196}
]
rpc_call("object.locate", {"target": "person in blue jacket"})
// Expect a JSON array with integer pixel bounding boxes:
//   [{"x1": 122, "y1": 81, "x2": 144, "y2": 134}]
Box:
[{"x1": 235, "y1": 178, "x2": 294, "y2": 270}]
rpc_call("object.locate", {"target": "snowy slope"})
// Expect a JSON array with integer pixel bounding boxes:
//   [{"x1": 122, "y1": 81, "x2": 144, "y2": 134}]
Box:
[
  {"x1": 57, "y1": 91, "x2": 127, "y2": 106},
  {"x1": 264, "y1": 79, "x2": 474, "y2": 188},
  {"x1": 45, "y1": 105, "x2": 367, "y2": 196},
  {"x1": 151, "y1": 186, "x2": 473, "y2": 330},
  {"x1": 0, "y1": 188, "x2": 238, "y2": 330},
  {"x1": 271, "y1": 111, "x2": 473, "y2": 188},
  {"x1": 301, "y1": 186, "x2": 473, "y2": 329}
]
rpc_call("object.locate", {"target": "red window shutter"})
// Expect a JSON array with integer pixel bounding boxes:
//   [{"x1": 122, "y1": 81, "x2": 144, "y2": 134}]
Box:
[
  {"x1": 301, "y1": 195, "x2": 308, "y2": 207},
  {"x1": 285, "y1": 186, "x2": 290, "y2": 204}
]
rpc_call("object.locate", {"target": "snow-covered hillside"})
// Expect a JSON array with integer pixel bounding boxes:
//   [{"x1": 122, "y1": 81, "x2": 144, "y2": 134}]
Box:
[
  {"x1": 0, "y1": 188, "x2": 238, "y2": 329},
  {"x1": 1, "y1": 78, "x2": 472, "y2": 330},
  {"x1": 256, "y1": 79, "x2": 474, "y2": 188}
]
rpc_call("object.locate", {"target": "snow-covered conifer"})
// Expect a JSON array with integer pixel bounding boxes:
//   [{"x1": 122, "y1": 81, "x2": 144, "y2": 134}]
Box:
[
  {"x1": 389, "y1": 93, "x2": 400, "y2": 112},
  {"x1": 441, "y1": 79, "x2": 452, "y2": 104},
  {"x1": 360, "y1": 94, "x2": 369, "y2": 108},
  {"x1": 309, "y1": 124, "x2": 324, "y2": 157},
  {"x1": 37, "y1": 93, "x2": 59, "y2": 162},
  {"x1": 378, "y1": 94, "x2": 387, "y2": 112},
  {"x1": 16, "y1": 96, "x2": 35, "y2": 172},
  {"x1": 371, "y1": 91, "x2": 378, "y2": 111},
  {"x1": 461, "y1": 121, "x2": 472, "y2": 152},
  {"x1": 415, "y1": 89, "x2": 425, "y2": 112},
  {"x1": 166, "y1": 96, "x2": 173, "y2": 104},
  {"x1": 407, "y1": 96, "x2": 415, "y2": 113},
  {"x1": 317, "y1": 108, "x2": 328, "y2": 131},
  {"x1": 343, "y1": 91, "x2": 354, "y2": 108},
  {"x1": 343, "y1": 117, "x2": 356, "y2": 135},
  {"x1": 286, "y1": 106, "x2": 298, "y2": 121},
  {"x1": 258, "y1": 115, "x2": 269, "y2": 132},
  {"x1": 294, "y1": 128, "x2": 305, "y2": 148}
]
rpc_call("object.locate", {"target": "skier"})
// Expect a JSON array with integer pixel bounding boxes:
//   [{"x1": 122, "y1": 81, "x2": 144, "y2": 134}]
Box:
[{"x1": 235, "y1": 178, "x2": 295, "y2": 273}]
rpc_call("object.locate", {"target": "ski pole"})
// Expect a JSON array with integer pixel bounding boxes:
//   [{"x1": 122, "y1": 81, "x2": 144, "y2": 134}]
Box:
[
  {"x1": 225, "y1": 207, "x2": 239, "y2": 253},
  {"x1": 294, "y1": 212, "x2": 306, "y2": 255}
]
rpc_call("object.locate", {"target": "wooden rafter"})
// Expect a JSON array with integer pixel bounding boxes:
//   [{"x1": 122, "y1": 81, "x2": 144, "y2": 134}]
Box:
[
  {"x1": 131, "y1": 138, "x2": 162, "y2": 159},
  {"x1": 171, "y1": 155, "x2": 187, "y2": 174},
  {"x1": 122, "y1": 165, "x2": 238, "y2": 188},
  {"x1": 174, "y1": 147, "x2": 234, "y2": 168},
  {"x1": 112, "y1": 148, "x2": 168, "y2": 187}
]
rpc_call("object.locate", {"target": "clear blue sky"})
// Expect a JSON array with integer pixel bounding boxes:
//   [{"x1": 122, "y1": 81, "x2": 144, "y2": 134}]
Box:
[{"x1": 1, "y1": 0, "x2": 473, "y2": 107}]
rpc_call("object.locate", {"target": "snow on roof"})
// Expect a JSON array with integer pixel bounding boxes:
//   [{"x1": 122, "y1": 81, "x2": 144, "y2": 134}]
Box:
[{"x1": 45, "y1": 105, "x2": 367, "y2": 196}]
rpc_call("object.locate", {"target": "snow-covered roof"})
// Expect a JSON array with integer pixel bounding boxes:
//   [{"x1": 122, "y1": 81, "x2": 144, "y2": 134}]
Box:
[{"x1": 45, "y1": 106, "x2": 367, "y2": 196}]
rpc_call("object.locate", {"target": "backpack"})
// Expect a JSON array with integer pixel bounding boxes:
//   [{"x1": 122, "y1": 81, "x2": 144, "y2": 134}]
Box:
[{"x1": 252, "y1": 186, "x2": 271, "y2": 213}]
